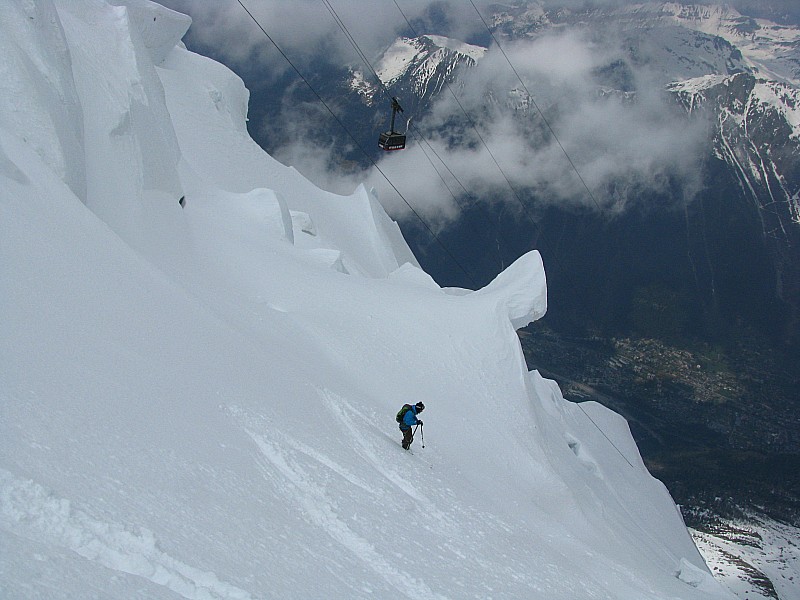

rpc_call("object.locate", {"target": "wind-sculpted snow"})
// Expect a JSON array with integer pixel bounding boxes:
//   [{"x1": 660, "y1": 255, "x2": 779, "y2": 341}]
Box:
[
  {"x1": 472, "y1": 251, "x2": 547, "y2": 330},
  {"x1": 0, "y1": 470, "x2": 253, "y2": 600},
  {"x1": 0, "y1": 0, "x2": 85, "y2": 200},
  {"x1": 1, "y1": 1, "x2": 733, "y2": 598},
  {"x1": 158, "y1": 43, "x2": 417, "y2": 278}
]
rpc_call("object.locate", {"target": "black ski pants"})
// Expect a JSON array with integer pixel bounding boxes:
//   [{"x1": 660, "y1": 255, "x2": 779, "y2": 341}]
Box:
[{"x1": 401, "y1": 426, "x2": 413, "y2": 449}]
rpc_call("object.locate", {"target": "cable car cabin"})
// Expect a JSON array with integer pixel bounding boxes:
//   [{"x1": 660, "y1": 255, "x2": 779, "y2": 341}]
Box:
[
  {"x1": 379, "y1": 97, "x2": 407, "y2": 151},
  {"x1": 378, "y1": 131, "x2": 406, "y2": 151}
]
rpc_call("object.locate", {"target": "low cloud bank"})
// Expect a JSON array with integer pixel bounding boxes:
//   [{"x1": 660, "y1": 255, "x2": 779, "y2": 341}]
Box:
[
  {"x1": 159, "y1": 1, "x2": 719, "y2": 224},
  {"x1": 270, "y1": 27, "x2": 708, "y2": 225}
]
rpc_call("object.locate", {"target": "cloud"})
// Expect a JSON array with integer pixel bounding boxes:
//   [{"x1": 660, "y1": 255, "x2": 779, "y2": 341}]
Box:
[
  {"x1": 355, "y1": 28, "x2": 709, "y2": 221},
  {"x1": 155, "y1": 1, "x2": 497, "y2": 77},
  {"x1": 156, "y1": 0, "x2": 719, "y2": 225},
  {"x1": 157, "y1": 0, "x2": 800, "y2": 76}
]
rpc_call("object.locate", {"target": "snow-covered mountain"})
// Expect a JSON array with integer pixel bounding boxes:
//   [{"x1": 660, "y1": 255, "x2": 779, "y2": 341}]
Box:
[
  {"x1": 1, "y1": 1, "x2": 736, "y2": 598},
  {"x1": 582, "y1": 1, "x2": 800, "y2": 244},
  {"x1": 669, "y1": 72, "x2": 800, "y2": 237},
  {"x1": 350, "y1": 34, "x2": 486, "y2": 111},
  {"x1": 355, "y1": 2, "x2": 800, "y2": 341},
  {"x1": 492, "y1": 2, "x2": 800, "y2": 85},
  {"x1": 690, "y1": 514, "x2": 800, "y2": 600},
  {"x1": 653, "y1": 2, "x2": 800, "y2": 85}
]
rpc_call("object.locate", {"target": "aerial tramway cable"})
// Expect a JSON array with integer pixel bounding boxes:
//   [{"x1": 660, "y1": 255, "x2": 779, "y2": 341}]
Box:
[
  {"x1": 389, "y1": 0, "x2": 543, "y2": 232},
  {"x1": 235, "y1": 2, "x2": 635, "y2": 460},
  {"x1": 462, "y1": 1, "x2": 643, "y2": 467},
  {"x1": 389, "y1": 0, "x2": 592, "y2": 283},
  {"x1": 233, "y1": 2, "x2": 638, "y2": 466},
  {"x1": 321, "y1": 0, "x2": 473, "y2": 203},
  {"x1": 321, "y1": 0, "x2": 518, "y2": 269},
  {"x1": 234, "y1": 0, "x2": 480, "y2": 287},
  {"x1": 467, "y1": 0, "x2": 604, "y2": 213},
  {"x1": 325, "y1": 0, "x2": 562, "y2": 283}
]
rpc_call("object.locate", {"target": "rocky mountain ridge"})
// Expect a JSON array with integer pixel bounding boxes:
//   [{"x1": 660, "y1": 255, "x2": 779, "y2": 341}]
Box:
[
  {"x1": 349, "y1": 34, "x2": 485, "y2": 113},
  {"x1": 669, "y1": 72, "x2": 800, "y2": 230},
  {"x1": 491, "y1": 1, "x2": 800, "y2": 85}
]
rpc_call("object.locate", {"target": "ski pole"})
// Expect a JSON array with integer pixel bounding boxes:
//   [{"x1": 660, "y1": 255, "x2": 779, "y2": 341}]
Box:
[{"x1": 420, "y1": 423, "x2": 425, "y2": 448}]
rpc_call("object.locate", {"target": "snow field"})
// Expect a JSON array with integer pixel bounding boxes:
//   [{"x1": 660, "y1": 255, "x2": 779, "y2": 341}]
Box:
[{"x1": 692, "y1": 517, "x2": 800, "y2": 600}]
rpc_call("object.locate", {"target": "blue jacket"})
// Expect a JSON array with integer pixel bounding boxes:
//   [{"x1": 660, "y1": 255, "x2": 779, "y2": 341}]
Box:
[{"x1": 400, "y1": 405, "x2": 421, "y2": 430}]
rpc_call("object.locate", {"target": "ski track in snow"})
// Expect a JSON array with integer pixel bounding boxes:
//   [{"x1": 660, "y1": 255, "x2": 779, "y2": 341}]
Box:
[
  {"x1": 237, "y1": 419, "x2": 449, "y2": 600},
  {"x1": 317, "y1": 388, "x2": 446, "y2": 512},
  {"x1": 224, "y1": 404, "x2": 384, "y2": 498},
  {"x1": 0, "y1": 469, "x2": 252, "y2": 600}
]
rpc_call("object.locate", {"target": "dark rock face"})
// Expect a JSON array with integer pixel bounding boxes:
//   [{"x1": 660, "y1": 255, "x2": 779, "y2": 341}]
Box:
[{"x1": 669, "y1": 73, "x2": 800, "y2": 344}]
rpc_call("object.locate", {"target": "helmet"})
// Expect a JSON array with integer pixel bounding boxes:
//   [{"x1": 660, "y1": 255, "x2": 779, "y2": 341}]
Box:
[{"x1": 415, "y1": 402, "x2": 425, "y2": 412}]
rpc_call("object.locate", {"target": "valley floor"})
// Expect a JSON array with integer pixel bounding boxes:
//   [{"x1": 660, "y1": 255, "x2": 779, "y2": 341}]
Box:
[{"x1": 519, "y1": 325, "x2": 800, "y2": 599}]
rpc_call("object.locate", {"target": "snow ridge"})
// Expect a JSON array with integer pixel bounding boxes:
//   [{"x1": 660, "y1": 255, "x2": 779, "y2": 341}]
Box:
[{"x1": 0, "y1": 470, "x2": 252, "y2": 600}]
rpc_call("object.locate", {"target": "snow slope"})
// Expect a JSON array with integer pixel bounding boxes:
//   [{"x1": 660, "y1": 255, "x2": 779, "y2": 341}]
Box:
[
  {"x1": 371, "y1": 35, "x2": 486, "y2": 87},
  {"x1": 657, "y1": 3, "x2": 800, "y2": 85},
  {"x1": 1, "y1": 1, "x2": 732, "y2": 598},
  {"x1": 691, "y1": 515, "x2": 800, "y2": 600}
]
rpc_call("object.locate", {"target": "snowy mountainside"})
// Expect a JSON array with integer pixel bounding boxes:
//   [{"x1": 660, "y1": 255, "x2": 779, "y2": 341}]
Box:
[
  {"x1": 489, "y1": 2, "x2": 769, "y2": 85},
  {"x1": 655, "y1": 2, "x2": 800, "y2": 85},
  {"x1": 350, "y1": 34, "x2": 485, "y2": 110},
  {"x1": 669, "y1": 72, "x2": 800, "y2": 241},
  {"x1": 690, "y1": 514, "x2": 800, "y2": 600},
  {"x1": 1, "y1": 1, "x2": 733, "y2": 599},
  {"x1": 487, "y1": 2, "x2": 800, "y2": 89},
  {"x1": 465, "y1": 2, "x2": 800, "y2": 331},
  {"x1": 667, "y1": 70, "x2": 800, "y2": 341}
]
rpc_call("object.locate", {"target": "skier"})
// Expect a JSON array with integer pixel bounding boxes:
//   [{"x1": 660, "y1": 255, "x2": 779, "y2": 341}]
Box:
[{"x1": 397, "y1": 401, "x2": 425, "y2": 450}]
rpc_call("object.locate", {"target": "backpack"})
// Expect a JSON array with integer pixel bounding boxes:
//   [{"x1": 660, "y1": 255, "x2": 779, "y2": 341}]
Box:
[{"x1": 395, "y1": 404, "x2": 413, "y2": 423}]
